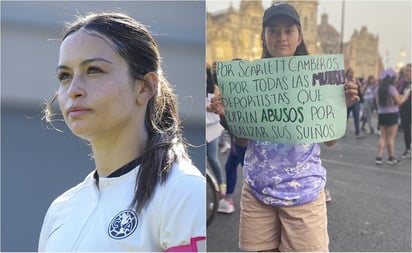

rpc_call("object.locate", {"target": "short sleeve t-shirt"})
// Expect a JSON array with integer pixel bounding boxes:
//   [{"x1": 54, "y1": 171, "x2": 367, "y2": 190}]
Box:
[
  {"x1": 243, "y1": 140, "x2": 326, "y2": 206},
  {"x1": 376, "y1": 85, "x2": 400, "y2": 114},
  {"x1": 38, "y1": 160, "x2": 206, "y2": 252}
]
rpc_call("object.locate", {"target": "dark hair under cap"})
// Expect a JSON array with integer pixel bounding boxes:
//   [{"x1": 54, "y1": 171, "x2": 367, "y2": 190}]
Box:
[{"x1": 262, "y1": 2, "x2": 301, "y2": 27}]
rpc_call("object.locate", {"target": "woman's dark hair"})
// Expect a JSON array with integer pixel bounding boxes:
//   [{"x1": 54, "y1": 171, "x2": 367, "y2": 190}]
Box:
[
  {"x1": 206, "y1": 66, "x2": 215, "y2": 95},
  {"x1": 366, "y1": 75, "x2": 375, "y2": 84},
  {"x1": 45, "y1": 12, "x2": 190, "y2": 214},
  {"x1": 261, "y1": 25, "x2": 309, "y2": 58},
  {"x1": 378, "y1": 76, "x2": 397, "y2": 107}
]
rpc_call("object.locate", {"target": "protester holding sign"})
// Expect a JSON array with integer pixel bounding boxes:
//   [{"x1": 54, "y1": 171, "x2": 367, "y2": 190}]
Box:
[{"x1": 212, "y1": 3, "x2": 359, "y2": 252}]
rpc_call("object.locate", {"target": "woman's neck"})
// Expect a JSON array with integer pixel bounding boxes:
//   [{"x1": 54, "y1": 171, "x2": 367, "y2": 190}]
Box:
[{"x1": 90, "y1": 126, "x2": 148, "y2": 177}]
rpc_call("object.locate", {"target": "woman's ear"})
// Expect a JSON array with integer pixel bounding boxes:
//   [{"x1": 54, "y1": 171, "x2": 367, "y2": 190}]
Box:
[{"x1": 135, "y1": 72, "x2": 158, "y2": 105}]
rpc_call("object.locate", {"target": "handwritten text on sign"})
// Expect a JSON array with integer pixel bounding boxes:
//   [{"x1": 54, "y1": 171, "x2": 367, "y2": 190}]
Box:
[{"x1": 216, "y1": 54, "x2": 347, "y2": 144}]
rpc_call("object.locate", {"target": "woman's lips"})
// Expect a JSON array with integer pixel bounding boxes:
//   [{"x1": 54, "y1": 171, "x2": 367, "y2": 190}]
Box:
[{"x1": 67, "y1": 106, "x2": 92, "y2": 117}]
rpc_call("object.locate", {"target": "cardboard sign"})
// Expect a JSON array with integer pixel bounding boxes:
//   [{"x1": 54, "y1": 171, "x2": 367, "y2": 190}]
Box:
[{"x1": 216, "y1": 54, "x2": 347, "y2": 144}]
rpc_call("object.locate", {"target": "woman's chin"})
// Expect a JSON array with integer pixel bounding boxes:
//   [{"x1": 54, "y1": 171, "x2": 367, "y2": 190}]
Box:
[{"x1": 68, "y1": 123, "x2": 96, "y2": 140}]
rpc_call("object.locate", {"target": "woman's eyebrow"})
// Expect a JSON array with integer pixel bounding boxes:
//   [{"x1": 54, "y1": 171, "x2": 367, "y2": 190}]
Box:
[{"x1": 56, "y1": 57, "x2": 113, "y2": 72}]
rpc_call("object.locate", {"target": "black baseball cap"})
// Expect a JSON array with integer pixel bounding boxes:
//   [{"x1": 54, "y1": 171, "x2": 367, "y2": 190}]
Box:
[{"x1": 262, "y1": 2, "x2": 301, "y2": 27}]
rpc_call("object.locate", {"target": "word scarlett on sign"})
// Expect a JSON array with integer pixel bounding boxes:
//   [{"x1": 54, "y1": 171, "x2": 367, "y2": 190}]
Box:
[{"x1": 217, "y1": 56, "x2": 341, "y2": 78}]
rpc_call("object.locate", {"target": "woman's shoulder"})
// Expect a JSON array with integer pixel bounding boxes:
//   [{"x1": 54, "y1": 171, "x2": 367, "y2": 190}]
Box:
[
  {"x1": 169, "y1": 160, "x2": 204, "y2": 180},
  {"x1": 389, "y1": 85, "x2": 400, "y2": 95},
  {"x1": 157, "y1": 160, "x2": 205, "y2": 193},
  {"x1": 48, "y1": 171, "x2": 96, "y2": 210},
  {"x1": 151, "y1": 160, "x2": 204, "y2": 210}
]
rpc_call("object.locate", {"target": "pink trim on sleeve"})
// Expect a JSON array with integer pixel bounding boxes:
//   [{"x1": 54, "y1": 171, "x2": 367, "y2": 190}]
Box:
[{"x1": 164, "y1": 236, "x2": 206, "y2": 252}]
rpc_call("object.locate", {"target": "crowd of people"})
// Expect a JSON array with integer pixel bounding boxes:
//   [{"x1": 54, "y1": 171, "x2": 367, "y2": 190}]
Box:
[{"x1": 348, "y1": 64, "x2": 411, "y2": 165}]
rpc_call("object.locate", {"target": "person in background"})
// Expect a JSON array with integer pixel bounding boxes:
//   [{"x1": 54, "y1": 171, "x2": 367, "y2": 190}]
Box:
[
  {"x1": 212, "y1": 3, "x2": 359, "y2": 251},
  {"x1": 361, "y1": 75, "x2": 378, "y2": 134},
  {"x1": 212, "y1": 61, "x2": 232, "y2": 154},
  {"x1": 206, "y1": 64, "x2": 226, "y2": 197},
  {"x1": 39, "y1": 12, "x2": 205, "y2": 251},
  {"x1": 346, "y1": 68, "x2": 365, "y2": 139},
  {"x1": 216, "y1": 114, "x2": 249, "y2": 214},
  {"x1": 397, "y1": 63, "x2": 411, "y2": 159},
  {"x1": 213, "y1": 58, "x2": 249, "y2": 214},
  {"x1": 375, "y1": 68, "x2": 411, "y2": 165}
]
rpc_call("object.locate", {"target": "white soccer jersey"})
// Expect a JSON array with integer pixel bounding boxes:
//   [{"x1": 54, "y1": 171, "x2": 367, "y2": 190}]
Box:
[{"x1": 38, "y1": 160, "x2": 206, "y2": 252}]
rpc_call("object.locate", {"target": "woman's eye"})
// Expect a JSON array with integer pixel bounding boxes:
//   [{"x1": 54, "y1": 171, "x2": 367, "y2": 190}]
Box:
[
  {"x1": 57, "y1": 72, "x2": 71, "y2": 83},
  {"x1": 285, "y1": 29, "x2": 292, "y2": 35},
  {"x1": 87, "y1": 66, "x2": 104, "y2": 75}
]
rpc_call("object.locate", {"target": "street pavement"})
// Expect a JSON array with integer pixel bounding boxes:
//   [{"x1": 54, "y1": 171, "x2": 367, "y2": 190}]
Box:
[{"x1": 207, "y1": 117, "x2": 411, "y2": 252}]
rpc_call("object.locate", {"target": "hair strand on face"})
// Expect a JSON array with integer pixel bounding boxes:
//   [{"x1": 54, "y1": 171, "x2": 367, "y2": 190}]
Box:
[{"x1": 42, "y1": 95, "x2": 64, "y2": 132}]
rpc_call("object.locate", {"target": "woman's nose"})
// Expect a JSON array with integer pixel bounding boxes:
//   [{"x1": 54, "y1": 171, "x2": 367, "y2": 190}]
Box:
[
  {"x1": 276, "y1": 31, "x2": 286, "y2": 41},
  {"x1": 68, "y1": 75, "x2": 86, "y2": 98}
]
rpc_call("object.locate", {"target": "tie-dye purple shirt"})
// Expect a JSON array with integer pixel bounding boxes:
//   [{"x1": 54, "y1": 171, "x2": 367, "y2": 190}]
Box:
[{"x1": 243, "y1": 140, "x2": 326, "y2": 206}]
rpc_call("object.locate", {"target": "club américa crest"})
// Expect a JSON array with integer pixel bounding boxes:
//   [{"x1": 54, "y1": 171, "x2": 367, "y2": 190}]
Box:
[{"x1": 108, "y1": 210, "x2": 138, "y2": 239}]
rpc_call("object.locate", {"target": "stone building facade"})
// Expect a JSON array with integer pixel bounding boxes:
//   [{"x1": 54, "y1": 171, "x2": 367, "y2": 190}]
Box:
[
  {"x1": 317, "y1": 13, "x2": 340, "y2": 54},
  {"x1": 207, "y1": 0, "x2": 319, "y2": 63},
  {"x1": 207, "y1": 0, "x2": 383, "y2": 78},
  {"x1": 207, "y1": 1, "x2": 264, "y2": 62},
  {"x1": 343, "y1": 27, "x2": 384, "y2": 78}
]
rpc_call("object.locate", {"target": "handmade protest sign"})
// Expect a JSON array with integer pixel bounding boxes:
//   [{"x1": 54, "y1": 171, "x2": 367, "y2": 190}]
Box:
[{"x1": 216, "y1": 54, "x2": 347, "y2": 144}]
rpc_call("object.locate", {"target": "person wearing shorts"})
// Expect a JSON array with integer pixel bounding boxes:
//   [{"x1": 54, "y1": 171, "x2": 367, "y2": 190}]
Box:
[{"x1": 375, "y1": 68, "x2": 411, "y2": 165}]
